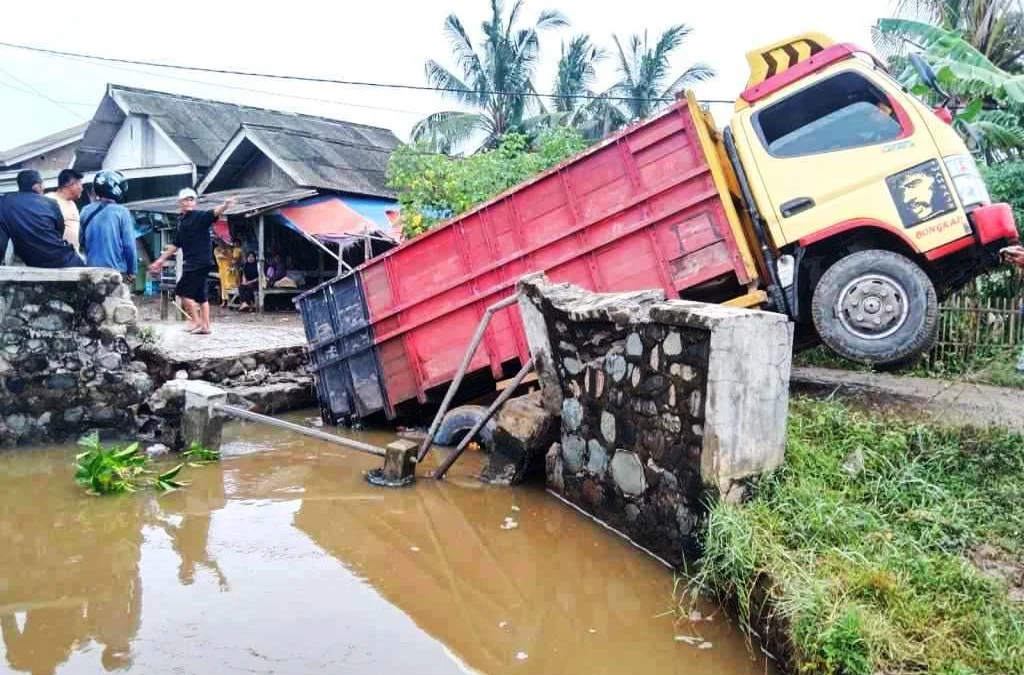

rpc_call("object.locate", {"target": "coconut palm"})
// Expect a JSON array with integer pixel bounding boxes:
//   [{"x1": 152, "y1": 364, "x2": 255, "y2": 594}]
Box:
[
  {"x1": 607, "y1": 25, "x2": 714, "y2": 122},
  {"x1": 411, "y1": 0, "x2": 569, "y2": 153}
]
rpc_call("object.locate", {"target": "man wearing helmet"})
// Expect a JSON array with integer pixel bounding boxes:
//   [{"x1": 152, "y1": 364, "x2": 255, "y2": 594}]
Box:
[
  {"x1": 80, "y1": 170, "x2": 139, "y2": 282},
  {"x1": 148, "y1": 189, "x2": 236, "y2": 335}
]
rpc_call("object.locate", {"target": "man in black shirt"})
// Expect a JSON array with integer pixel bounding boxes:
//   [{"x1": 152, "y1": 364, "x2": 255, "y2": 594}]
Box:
[
  {"x1": 148, "y1": 189, "x2": 235, "y2": 334},
  {"x1": 0, "y1": 170, "x2": 85, "y2": 268}
]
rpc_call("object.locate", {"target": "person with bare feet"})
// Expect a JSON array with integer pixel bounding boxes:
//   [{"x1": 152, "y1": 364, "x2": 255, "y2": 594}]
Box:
[{"x1": 148, "y1": 189, "x2": 236, "y2": 335}]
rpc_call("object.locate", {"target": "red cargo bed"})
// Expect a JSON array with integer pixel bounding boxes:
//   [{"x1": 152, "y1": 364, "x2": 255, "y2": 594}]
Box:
[{"x1": 359, "y1": 99, "x2": 756, "y2": 418}]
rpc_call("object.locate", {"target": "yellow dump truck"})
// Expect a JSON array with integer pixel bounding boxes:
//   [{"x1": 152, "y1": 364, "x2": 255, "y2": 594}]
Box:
[
  {"x1": 700, "y1": 31, "x2": 1018, "y2": 365},
  {"x1": 298, "y1": 31, "x2": 1020, "y2": 423}
]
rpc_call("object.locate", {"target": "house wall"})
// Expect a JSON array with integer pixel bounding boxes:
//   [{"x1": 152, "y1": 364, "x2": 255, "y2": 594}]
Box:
[
  {"x1": 234, "y1": 153, "x2": 296, "y2": 189},
  {"x1": 104, "y1": 115, "x2": 187, "y2": 170},
  {"x1": 11, "y1": 144, "x2": 78, "y2": 173}
]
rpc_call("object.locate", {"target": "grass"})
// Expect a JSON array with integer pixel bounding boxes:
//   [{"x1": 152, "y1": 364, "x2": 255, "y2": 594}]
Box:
[{"x1": 682, "y1": 399, "x2": 1024, "y2": 675}]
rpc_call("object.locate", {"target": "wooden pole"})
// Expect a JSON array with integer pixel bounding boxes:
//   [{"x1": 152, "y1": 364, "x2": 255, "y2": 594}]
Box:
[{"x1": 257, "y1": 215, "x2": 265, "y2": 315}]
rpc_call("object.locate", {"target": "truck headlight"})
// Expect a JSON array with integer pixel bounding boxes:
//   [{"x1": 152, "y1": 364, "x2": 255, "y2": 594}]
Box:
[{"x1": 944, "y1": 154, "x2": 991, "y2": 208}]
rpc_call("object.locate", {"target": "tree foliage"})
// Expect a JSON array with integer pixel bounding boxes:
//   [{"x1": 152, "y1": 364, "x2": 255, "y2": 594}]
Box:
[{"x1": 387, "y1": 127, "x2": 586, "y2": 237}]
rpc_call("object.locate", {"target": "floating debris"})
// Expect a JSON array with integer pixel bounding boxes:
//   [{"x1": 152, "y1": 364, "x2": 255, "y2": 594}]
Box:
[
  {"x1": 688, "y1": 610, "x2": 703, "y2": 623},
  {"x1": 698, "y1": 642, "x2": 713, "y2": 650},
  {"x1": 511, "y1": 505, "x2": 520, "y2": 512},
  {"x1": 588, "y1": 629, "x2": 597, "y2": 634},
  {"x1": 515, "y1": 652, "x2": 528, "y2": 661},
  {"x1": 674, "y1": 635, "x2": 700, "y2": 645},
  {"x1": 499, "y1": 621, "x2": 508, "y2": 628},
  {"x1": 501, "y1": 517, "x2": 519, "y2": 530},
  {"x1": 410, "y1": 546, "x2": 420, "y2": 552}
]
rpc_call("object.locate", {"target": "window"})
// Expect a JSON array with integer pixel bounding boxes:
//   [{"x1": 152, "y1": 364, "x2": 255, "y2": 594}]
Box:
[{"x1": 756, "y1": 71, "x2": 904, "y2": 158}]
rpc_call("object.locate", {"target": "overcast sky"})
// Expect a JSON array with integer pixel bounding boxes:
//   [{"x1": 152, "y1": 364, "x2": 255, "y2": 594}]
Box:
[{"x1": 0, "y1": 0, "x2": 893, "y2": 151}]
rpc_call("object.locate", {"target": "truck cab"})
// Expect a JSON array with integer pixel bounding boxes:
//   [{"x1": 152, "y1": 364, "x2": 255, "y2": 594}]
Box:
[{"x1": 725, "y1": 33, "x2": 1019, "y2": 365}]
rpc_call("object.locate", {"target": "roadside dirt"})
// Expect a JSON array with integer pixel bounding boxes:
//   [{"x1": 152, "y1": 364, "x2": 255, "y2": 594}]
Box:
[
  {"x1": 791, "y1": 366, "x2": 1024, "y2": 433},
  {"x1": 968, "y1": 544, "x2": 1024, "y2": 604}
]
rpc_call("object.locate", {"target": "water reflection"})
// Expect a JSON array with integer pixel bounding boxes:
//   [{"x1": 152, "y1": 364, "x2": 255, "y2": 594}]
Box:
[
  {"x1": 0, "y1": 452, "x2": 145, "y2": 674},
  {"x1": 0, "y1": 419, "x2": 771, "y2": 675}
]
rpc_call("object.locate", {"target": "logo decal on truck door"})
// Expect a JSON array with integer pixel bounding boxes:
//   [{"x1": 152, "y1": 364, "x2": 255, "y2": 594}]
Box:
[{"x1": 886, "y1": 160, "x2": 956, "y2": 227}]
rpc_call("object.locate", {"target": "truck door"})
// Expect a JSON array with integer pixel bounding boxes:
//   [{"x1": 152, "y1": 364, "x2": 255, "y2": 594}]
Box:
[{"x1": 739, "y1": 64, "x2": 969, "y2": 249}]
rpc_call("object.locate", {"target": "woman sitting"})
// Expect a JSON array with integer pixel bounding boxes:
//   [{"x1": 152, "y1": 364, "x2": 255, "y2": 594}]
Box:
[{"x1": 237, "y1": 252, "x2": 259, "y2": 311}]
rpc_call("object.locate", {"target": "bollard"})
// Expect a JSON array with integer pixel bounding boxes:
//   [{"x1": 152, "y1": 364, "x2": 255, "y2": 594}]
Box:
[
  {"x1": 181, "y1": 381, "x2": 228, "y2": 451},
  {"x1": 367, "y1": 439, "x2": 417, "y2": 487}
]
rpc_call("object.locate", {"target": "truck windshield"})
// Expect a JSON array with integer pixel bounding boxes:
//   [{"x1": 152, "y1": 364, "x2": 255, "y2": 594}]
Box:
[{"x1": 756, "y1": 71, "x2": 904, "y2": 157}]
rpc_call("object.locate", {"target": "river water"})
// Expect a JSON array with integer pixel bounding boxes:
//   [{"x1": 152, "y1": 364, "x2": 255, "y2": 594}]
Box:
[{"x1": 0, "y1": 412, "x2": 773, "y2": 675}]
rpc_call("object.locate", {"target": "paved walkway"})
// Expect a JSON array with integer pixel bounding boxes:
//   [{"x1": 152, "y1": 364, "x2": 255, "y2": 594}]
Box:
[
  {"x1": 147, "y1": 321, "x2": 307, "y2": 363},
  {"x1": 791, "y1": 366, "x2": 1024, "y2": 432}
]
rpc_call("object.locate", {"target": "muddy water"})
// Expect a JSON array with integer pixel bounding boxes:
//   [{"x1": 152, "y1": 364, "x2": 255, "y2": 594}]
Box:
[{"x1": 0, "y1": 412, "x2": 773, "y2": 675}]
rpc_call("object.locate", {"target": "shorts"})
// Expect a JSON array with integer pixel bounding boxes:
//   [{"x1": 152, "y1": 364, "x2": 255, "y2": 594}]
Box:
[{"x1": 175, "y1": 267, "x2": 212, "y2": 303}]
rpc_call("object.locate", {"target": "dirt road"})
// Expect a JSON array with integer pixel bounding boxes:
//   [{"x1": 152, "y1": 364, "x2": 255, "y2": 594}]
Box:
[{"x1": 791, "y1": 366, "x2": 1023, "y2": 432}]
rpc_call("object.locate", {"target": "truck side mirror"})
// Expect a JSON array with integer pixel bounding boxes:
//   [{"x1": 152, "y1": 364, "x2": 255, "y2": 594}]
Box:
[{"x1": 909, "y1": 53, "x2": 947, "y2": 100}]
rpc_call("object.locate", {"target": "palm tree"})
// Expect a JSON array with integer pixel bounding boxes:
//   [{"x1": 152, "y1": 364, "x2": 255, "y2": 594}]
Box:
[
  {"x1": 607, "y1": 25, "x2": 714, "y2": 122},
  {"x1": 412, "y1": 0, "x2": 568, "y2": 153}
]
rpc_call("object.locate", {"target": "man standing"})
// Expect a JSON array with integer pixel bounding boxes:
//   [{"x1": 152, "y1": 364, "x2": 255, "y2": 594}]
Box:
[
  {"x1": 80, "y1": 170, "x2": 138, "y2": 283},
  {"x1": 148, "y1": 189, "x2": 236, "y2": 335},
  {"x1": 46, "y1": 169, "x2": 84, "y2": 253},
  {"x1": 0, "y1": 170, "x2": 84, "y2": 268}
]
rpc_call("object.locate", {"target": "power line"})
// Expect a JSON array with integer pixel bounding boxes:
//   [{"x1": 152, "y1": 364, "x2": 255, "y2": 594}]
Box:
[
  {"x1": 52, "y1": 50, "x2": 436, "y2": 118},
  {"x1": 0, "y1": 77, "x2": 94, "y2": 108},
  {"x1": 0, "y1": 39, "x2": 736, "y2": 105},
  {"x1": 0, "y1": 66, "x2": 89, "y2": 119}
]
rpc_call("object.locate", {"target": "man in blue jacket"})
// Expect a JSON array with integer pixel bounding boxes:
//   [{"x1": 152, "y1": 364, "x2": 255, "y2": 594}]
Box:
[
  {"x1": 0, "y1": 170, "x2": 84, "y2": 268},
  {"x1": 80, "y1": 170, "x2": 138, "y2": 282}
]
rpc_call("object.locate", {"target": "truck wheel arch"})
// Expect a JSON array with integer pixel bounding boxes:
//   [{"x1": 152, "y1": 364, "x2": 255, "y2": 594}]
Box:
[{"x1": 793, "y1": 219, "x2": 923, "y2": 324}]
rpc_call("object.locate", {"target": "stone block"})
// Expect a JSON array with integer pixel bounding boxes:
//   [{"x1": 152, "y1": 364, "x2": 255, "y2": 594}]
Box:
[
  {"x1": 483, "y1": 391, "x2": 559, "y2": 484},
  {"x1": 383, "y1": 440, "x2": 417, "y2": 482},
  {"x1": 182, "y1": 381, "x2": 228, "y2": 451}
]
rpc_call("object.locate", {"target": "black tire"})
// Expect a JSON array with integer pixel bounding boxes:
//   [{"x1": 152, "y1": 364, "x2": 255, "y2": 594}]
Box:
[
  {"x1": 433, "y1": 405, "x2": 496, "y2": 449},
  {"x1": 811, "y1": 249, "x2": 938, "y2": 367}
]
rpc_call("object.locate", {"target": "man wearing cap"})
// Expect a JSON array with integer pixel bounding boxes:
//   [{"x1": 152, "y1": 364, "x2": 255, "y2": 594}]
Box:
[
  {"x1": 148, "y1": 189, "x2": 236, "y2": 335},
  {"x1": 0, "y1": 170, "x2": 84, "y2": 268}
]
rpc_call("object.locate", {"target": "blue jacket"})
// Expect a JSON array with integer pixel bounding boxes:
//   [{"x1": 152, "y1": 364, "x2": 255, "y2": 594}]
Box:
[
  {"x1": 0, "y1": 192, "x2": 84, "y2": 268},
  {"x1": 81, "y1": 201, "x2": 138, "y2": 274}
]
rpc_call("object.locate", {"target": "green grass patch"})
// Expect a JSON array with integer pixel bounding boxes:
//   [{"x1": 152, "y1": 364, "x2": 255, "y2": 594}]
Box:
[{"x1": 683, "y1": 399, "x2": 1024, "y2": 675}]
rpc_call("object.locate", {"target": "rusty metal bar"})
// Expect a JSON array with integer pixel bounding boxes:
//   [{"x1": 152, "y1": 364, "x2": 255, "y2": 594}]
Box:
[
  {"x1": 417, "y1": 294, "x2": 520, "y2": 462},
  {"x1": 432, "y1": 356, "x2": 534, "y2": 480},
  {"x1": 214, "y1": 403, "x2": 387, "y2": 457}
]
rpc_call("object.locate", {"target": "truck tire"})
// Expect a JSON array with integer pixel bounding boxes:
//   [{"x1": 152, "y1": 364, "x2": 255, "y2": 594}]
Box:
[
  {"x1": 432, "y1": 405, "x2": 496, "y2": 449},
  {"x1": 811, "y1": 250, "x2": 938, "y2": 367}
]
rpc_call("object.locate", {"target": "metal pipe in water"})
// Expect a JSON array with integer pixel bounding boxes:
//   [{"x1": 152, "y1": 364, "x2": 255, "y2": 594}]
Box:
[{"x1": 214, "y1": 403, "x2": 387, "y2": 457}]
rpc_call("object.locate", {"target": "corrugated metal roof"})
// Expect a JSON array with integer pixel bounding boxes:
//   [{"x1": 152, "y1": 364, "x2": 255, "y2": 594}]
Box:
[
  {"x1": 0, "y1": 123, "x2": 88, "y2": 167},
  {"x1": 75, "y1": 85, "x2": 401, "y2": 198},
  {"x1": 123, "y1": 186, "x2": 317, "y2": 216}
]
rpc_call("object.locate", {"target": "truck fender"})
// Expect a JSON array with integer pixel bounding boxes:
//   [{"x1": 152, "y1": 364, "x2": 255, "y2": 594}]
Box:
[{"x1": 798, "y1": 218, "x2": 917, "y2": 252}]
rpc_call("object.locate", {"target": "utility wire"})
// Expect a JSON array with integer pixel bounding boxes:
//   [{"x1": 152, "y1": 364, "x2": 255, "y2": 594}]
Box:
[
  {"x1": 0, "y1": 65, "x2": 88, "y2": 119},
  {"x1": 0, "y1": 40, "x2": 736, "y2": 105}
]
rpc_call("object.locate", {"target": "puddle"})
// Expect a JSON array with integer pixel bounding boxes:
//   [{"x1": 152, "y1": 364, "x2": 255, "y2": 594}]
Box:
[{"x1": 0, "y1": 411, "x2": 773, "y2": 675}]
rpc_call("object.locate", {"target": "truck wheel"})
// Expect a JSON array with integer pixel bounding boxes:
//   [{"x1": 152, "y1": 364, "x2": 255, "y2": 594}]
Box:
[
  {"x1": 432, "y1": 405, "x2": 496, "y2": 450},
  {"x1": 811, "y1": 250, "x2": 938, "y2": 366}
]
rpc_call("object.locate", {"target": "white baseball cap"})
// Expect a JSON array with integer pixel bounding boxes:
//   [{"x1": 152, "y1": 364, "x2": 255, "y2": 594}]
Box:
[{"x1": 177, "y1": 188, "x2": 198, "y2": 201}]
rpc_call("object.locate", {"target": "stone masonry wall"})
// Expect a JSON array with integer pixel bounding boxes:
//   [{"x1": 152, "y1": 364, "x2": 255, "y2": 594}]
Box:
[
  {"x1": 0, "y1": 268, "x2": 151, "y2": 446},
  {"x1": 518, "y1": 274, "x2": 792, "y2": 566}
]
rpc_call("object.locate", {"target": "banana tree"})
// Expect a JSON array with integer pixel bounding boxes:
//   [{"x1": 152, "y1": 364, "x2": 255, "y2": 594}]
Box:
[{"x1": 875, "y1": 17, "x2": 1024, "y2": 158}]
